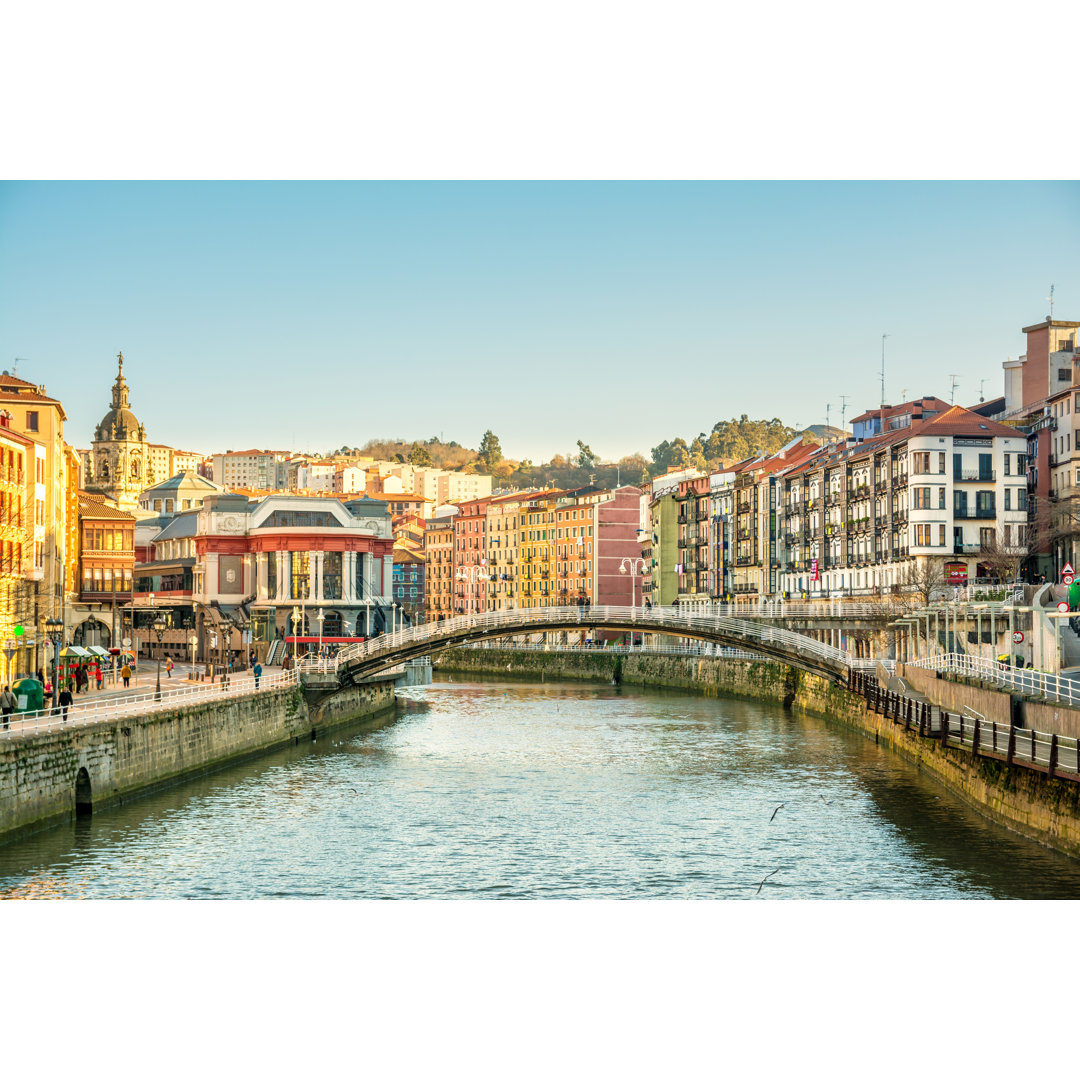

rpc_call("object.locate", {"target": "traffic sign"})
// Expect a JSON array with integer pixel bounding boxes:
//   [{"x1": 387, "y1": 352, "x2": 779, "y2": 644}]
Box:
[
  {"x1": 1065, "y1": 563, "x2": 1075, "y2": 575},
  {"x1": 1065, "y1": 573, "x2": 1076, "y2": 585},
  {"x1": 1013, "y1": 630, "x2": 1025, "y2": 644},
  {"x1": 1057, "y1": 601, "x2": 1070, "y2": 612}
]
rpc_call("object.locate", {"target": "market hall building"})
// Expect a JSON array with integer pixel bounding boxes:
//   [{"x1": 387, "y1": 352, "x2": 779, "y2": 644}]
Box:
[{"x1": 130, "y1": 493, "x2": 396, "y2": 664}]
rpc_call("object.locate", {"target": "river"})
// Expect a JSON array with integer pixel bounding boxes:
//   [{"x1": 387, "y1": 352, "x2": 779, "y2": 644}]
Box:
[{"x1": 2, "y1": 677, "x2": 1080, "y2": 899}]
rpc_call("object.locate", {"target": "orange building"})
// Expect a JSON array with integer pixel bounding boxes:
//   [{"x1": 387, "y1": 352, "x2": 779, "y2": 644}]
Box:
[
  {"x1": 424, "y1": 517, "x2": 455, "y2": 621},
  {"x1": 0, "y1": 409, "x2": 36, "y2": 678}
]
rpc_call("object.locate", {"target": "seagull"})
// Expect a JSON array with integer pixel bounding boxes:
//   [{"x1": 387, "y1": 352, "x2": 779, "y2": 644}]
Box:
[
  {"x1": 769, "y1": 804, "x2": 785, "y2": 823},
  {"x1": 819, "y1": 794, "x2": 833, "y2": 805},
  {"x1": 756, "y1": 869, "x2": 780, "y2": 895},
  {"x1": 348, "y1": 788, "x2": 360, "y2": 795}
]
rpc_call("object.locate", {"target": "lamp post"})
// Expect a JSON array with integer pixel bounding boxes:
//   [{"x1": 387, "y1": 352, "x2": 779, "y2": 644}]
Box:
[
  {"x1": 316, "y1": 607, "x2": 325, "y2": 658},
  {"x1": 189, "y1": 635, "x2": 197, "y2": 680},
  {"x1": 152, "y1": 615, "x2": 167, "y2": 701},
  {"x1": 44, "y1": 617, "x2": 64, "y2": 710},
  {"x1": 620, "y1": 557, "x2": 648, "y2": 647},
  {"x1": 291, "y1": 606, "x2": 302, "y2": 665},
  {"x1": 455, "y1": 566, "x2": 489, "y2": 616}
]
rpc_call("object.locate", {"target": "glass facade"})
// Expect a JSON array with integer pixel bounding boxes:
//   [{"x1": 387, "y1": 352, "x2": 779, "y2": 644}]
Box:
[
  {"x1": 323, "y1": 551, "x2": 342, "y2": 599},
  {"x1": 291, "y1": 552, "x2": 310, "y2": 599}
]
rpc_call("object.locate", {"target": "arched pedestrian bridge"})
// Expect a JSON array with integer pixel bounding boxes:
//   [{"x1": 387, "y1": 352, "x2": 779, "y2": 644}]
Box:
[{"x1": 332, "y1": 606, "x2": 862, "y2": 684}]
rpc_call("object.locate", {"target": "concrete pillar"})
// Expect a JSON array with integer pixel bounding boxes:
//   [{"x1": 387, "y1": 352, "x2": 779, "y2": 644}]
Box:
[
  {"x1": 344, "y1": 551, "x2": 356, "y2": 602},
  {"x1": 308, "y1": 551, "x2": 316, "y2": 603},
  {"x1": 314, "y1": 551, "x2": 325, "y2": 602}
]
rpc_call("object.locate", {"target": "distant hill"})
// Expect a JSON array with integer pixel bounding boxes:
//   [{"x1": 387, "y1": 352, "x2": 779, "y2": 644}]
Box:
[{"x1": 800, "y1": 424, "x2": 849, "y2": 441}]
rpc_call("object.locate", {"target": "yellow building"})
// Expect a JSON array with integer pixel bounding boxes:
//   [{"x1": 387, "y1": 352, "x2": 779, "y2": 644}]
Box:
[
  {"x1": 0, "y1": 408, "x2": 38, "y2": 680},
  {"x1": 0, "y1": 374, "x2": 74, "y2": 671},
  {"x1": 485, "y1": 493, "x2": 527, "y2": 611},
  {"x1": 518, "y1": 490, "x2": 561, "y2": 609}
]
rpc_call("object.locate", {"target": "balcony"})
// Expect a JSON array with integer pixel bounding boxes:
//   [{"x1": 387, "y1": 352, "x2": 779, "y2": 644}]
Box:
[
  {"x1": 875, "y1": 480, "x2": 888, "y2": 494},
  {"x1": 893, "y1": 474, "x2": 908, "y2": 487},
  {"x1": 953, "y1": 508, "x2": 996, "y2": 519},
  {"x1": 953, "y1": 543, "x2": 981, "y2": 554},
  {"x1": 954, "y1": 470, "x2": 996, "y2": 482}
]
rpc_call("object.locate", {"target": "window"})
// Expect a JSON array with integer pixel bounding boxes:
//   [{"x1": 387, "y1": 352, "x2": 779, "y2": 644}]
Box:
[
  {"x1": 26, "y1": 411, "x2": 38, "y2": 432},
  {"x1": 939, "y1": 524, "x2": 946, "y2": 547},
  {"x1": 912, "y1": 452, "x2": 931, "y2": 473},
  {"x1": 1004, "y1": 454, "x2": 1010, "y2": 476},
  {"x1": 913, "y1": 487, "x2": 932, "y2": 509},
  {"x1": 938, "y1": 452, "x2": 946, "y2": 473},
  {"x1": 938, "y1": 488, "x2": 946, "y2": 509},
  {"x1": 1018, "y1": 489, "x2": 1028, "y2": 510},
  {"x1": 1060, "y1": 369, "x2": 1071, "y2": 381},
  {"x1": 1005, "y1": 489, "x2": 1011, "y2": 510}
]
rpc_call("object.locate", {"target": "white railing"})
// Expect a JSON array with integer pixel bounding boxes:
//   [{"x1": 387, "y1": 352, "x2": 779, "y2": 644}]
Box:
[
  {"x1": 909, "y1": 653, "x2": 1080, "y2": 707},
  {"x1": 334, "y1": 606, "x2": 855, "y2": 676},
  {"x1": 655, "y1": 600, "x2": 915, "y2": 619},
  {"x1": 0, "y1": 668, "x2": 301, "y2": 739},
  {"x1": 457, "y1": 640, "x2": 767, "y2": 662}
]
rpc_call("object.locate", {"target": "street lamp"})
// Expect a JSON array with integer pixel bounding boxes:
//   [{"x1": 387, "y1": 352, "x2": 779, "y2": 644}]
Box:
[
  {"x1": 316, "y1": 607, "x2": 325, "y2": 658},
  {"x1": 620, "y1": 557, "x2": 648, "y2": 648},
  {"x1": 291, "y1": 606, "x2": 302, "y2": 665},
  {"x1": 44, "y1": 617, "x2": 64, "y2": 710},
  {"x1": 455, "y1": 566, "x2": 489, "y2": 615},
  {"x1": 152, "y1": 616, "x2": 167, "y2": 700},
  {"x1": 189, "y1": 635, "x2": 197, "y2": 680}
]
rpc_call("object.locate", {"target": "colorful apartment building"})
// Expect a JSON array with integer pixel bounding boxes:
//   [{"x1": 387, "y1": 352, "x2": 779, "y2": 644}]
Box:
[{"x1": 423, "y1": 516, "x2": 455, "y2": 621}]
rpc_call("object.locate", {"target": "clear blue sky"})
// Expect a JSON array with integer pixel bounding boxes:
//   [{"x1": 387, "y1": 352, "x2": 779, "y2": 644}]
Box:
[{"x1": 1, "y1": 181, "x2": 1077, "y2": 462}]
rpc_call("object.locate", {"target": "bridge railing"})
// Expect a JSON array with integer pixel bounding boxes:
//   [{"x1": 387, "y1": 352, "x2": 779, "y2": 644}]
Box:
[
  {"x1": 458, "y1": 640, "x2": 767, "y2": 661},
  {"x1": 334, "y1": 606, "x2": 855, "y2": 674},
  {"x1": 0, "y1": 668, "x2": 301, "y2": 739},
  {"x1": 908, "y1": 653, "x2": 1080, "y2": 707}
]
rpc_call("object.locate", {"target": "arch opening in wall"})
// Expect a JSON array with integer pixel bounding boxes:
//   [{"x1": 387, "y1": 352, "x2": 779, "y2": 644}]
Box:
[{"x1": 75, "y1": 767, "x2": 92, "y2": 817}]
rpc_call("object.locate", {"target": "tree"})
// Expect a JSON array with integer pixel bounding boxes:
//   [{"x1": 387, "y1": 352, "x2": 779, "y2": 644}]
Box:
[
  {"x1": 576, "y1": 440, "x2": 596, "y2": 471},
  {"x1": 408, "y1": 443, "x2": 434, "y2": 467},
  {"x1": 478, "y1": 430, "x2": 502, "y2": 470},
  {"x1": 903, "y1": 557, "x2": 948, "y2": 606},
  {"x1": 979, "y1": 527, "x2": 1029, "y2": 585}
]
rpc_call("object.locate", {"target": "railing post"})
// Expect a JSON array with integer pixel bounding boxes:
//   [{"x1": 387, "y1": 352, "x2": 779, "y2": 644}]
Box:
[
  {"x1": 1031, "y1": 729, "x2": 1036, "y2": 764},
  {"x1": 1049, "y1": 734, "x2": 1059, "y2": 780},
  {"x1": 972, "y1": 717, "x2": 979, "y2": 758},
  {"x1": 1006, "y1": 725, "x2": 1015, "y2": 767}
]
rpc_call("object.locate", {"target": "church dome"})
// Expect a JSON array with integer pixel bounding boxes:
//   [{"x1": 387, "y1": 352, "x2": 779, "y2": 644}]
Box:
[{"x1": 95, "y1": 353, "x2": 146, "y2": 442}]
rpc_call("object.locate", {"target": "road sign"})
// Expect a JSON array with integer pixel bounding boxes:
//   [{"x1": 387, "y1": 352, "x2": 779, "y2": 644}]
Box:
[
  {"x1": 1013, "y1": 630, "x2": 1025, "y2": 644},
  {"x1": 1065, "y1": 563, "x2": 1075, "y2": 575},
  {"x1": 1057, "y1": 601, "x2": 1070, "y2": 612},
  {"x1": 1065, "y1": 573, "x2": 1075, "y2": 585}
]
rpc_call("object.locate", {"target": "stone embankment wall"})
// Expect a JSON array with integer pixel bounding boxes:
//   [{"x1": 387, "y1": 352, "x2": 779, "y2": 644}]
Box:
[
  {"x1": 439, "y1": 648, "x2": 1080, "y2": 859},
  {"x1": 0, "y1": 679, "x2": 394, "y2": 843}
]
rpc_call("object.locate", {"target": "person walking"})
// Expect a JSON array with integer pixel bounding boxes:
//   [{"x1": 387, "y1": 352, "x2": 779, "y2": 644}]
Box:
[
  {"x1": 1, "y1": 685, "x2": 16, "y2": 731},
  {"x1": 165, "y1": 658, "x2": 174, "y2": 679},
  {"x1": 95, "y1": 665, "x2": 103, "y2": 690},
  {"x1": 121, "y1": 662, "x2": 132, "y2": 689},
  {"x1": 253, "y1": 661, "x2": 262, "y2": 689},
  {"x1": 58, "y1": 686, "x2": 73, "y2": 723}
]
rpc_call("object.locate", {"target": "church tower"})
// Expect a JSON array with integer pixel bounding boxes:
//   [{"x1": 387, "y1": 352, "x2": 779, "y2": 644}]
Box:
[{"x1": 85, "y1": 352, "x2": 153, "y2": 512}]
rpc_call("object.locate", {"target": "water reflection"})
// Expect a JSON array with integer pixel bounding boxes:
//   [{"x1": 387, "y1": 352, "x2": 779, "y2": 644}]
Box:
[{"x1": 1, "y1": 679, "x2": 1079, "y2": 899}]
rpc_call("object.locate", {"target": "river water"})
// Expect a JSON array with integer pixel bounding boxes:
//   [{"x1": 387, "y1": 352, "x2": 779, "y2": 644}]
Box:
[{"x1": 2, "y1": 678, "x2": 1080, "y2": 899}]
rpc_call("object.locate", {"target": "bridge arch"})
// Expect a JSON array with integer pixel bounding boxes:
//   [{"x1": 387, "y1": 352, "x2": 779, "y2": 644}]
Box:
[
  {"x1": 333, "y1": 607, "x2": 853, "y2": 686},
  {"x1": 75, "y1": 767, "x2": 92, "y2": 817}
]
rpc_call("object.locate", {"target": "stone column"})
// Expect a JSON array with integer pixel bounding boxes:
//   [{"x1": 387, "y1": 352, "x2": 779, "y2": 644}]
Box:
[
  {"x1": 314, "y1": 551, "x2": 325, "y2": 602},
  {"x1": 308, "y1": 552, "x2": 316, "y2": 602}
]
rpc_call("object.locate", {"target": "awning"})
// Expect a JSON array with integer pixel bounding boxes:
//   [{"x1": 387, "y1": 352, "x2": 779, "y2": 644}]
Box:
[
  {"x1": 60, "y1": 645, "x2": 91, "y2": 658},
  {"x1": 86, "y1": 645, "x2": 111, "y2": 657}
]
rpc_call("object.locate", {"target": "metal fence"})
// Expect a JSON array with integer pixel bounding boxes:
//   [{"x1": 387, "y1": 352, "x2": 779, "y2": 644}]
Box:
[
  {"x1": 908, "y1": 652, "x2": 1080, "y2": 707},
  {"x1": 457, "y1": 640, "x2": 767, "y2": 662},
  {"x1": 0, "y1": 668, "x2": 301, "y2": 739},
  {"x1": 848, "y1": 670, "x2": 1080, "y2": 782}
]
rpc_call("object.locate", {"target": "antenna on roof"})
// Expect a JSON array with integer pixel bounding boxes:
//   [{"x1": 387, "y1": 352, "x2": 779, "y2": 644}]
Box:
[
  {"x1": 825, "y1": 402, "x2": 831, "y2": 436},
  {"x1": 979, "y1": 378, "x2": 986, "y2": 402},
  {"x1": 1048, "y1": 283, "x2": 1055, "y2": 320},
  {"x1": 839, "y1": 394, "x2": 849, "y2": 434},
  {"x1": 880, "y1": 333, "x2": 890, "y2": 433},
  {"x1": 948, "y1": 374, "x2": 959, "y2": 404},
  {"x1": 14, "y1": 358, "x2": 29, "y2": 377}
]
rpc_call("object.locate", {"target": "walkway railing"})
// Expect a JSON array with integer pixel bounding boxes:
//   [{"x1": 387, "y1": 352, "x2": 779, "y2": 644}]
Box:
[
  {"x1": 0, "y1": 668, "x2": 301, "y2": 739},
  {"x1": 908, "y1": 653, "x2": 1080, "y2": 707},
  {"x1": 333, "y1": 605, "x2": 856, "y2": 677},
  {"x1": 458, "y1": 640, "x2": 767, "y2": 662},
  {"x1": 848, "y1": 669, "x2": 1080, "y2": 782}
]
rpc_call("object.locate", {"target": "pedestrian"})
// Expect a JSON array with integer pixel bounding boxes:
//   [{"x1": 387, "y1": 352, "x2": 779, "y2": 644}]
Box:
[
  {"x1": 0, "y1": 684, "x2": 16, "y2": 730},
  {"x1": 95, "y1": 665, "x2": 103, "y2": 690},
  {"x1": 121, "y1": 662, "x2": 132, "y2": 688},
  {"x1": 249, "y1": 650, "x2": 255, "y2": 667},
  {"x1": 165, "y1": 658, "x2": 174, "y2": 678},
  {"x1": 58, "y1": 686, "x2": 73, "y2": 723},
  {"x1": 253, "y1": 661, "x2": 262, "y2": 689}
]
